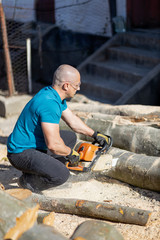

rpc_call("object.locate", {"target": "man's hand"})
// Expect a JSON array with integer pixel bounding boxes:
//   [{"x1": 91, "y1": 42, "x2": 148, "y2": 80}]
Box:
[
  {"x1": 66, "y1": 149, "x2": 80, "y2": 166},
  {"x1": 92, "y1": 131, "x2": 110, "y2": 146}
]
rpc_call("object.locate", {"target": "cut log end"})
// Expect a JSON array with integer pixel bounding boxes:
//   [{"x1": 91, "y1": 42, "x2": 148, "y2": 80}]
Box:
[{"x1": 5, "y1": 188, "x2": 32, "y2": 200}]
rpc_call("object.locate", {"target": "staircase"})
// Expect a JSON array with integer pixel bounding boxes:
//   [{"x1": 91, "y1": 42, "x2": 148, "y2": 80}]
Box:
[{"x1": 77, "y1": 30, "x2": 160, "y2": 105}]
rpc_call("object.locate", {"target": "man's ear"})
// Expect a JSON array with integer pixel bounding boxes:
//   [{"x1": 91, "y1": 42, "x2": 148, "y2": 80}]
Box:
[{"x1": 62, "y1": 82, "x2": 69, "y2": 91}]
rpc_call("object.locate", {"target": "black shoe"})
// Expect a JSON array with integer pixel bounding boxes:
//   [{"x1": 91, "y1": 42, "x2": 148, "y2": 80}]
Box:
[{"x1": 18, "y1": 174, "x2": 42, "y2": 194}]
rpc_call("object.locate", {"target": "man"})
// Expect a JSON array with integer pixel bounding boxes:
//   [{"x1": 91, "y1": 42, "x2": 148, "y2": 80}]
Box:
[{"x1": 7, "y1": 64, "x2": 109, "y2": 192}]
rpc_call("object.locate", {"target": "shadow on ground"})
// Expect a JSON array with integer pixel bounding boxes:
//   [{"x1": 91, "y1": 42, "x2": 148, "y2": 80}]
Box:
[
  {"x1": 0, "y1": 163, "x2": 21, "y2": 190},
  {"x1": 0, "y1": 136, "x2": 8, "y2": 145}
]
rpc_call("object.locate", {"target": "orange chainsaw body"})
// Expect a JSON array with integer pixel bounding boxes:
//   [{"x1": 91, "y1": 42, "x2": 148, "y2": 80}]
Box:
[
  {"x1": 66, "y1": 142, "x2": 100, "y2": 171},
  {"x1": 66, "y1": 136, "x2": 112, "y2": 172},
  {"x1": 78, "y1": 142, "x2": 99, "y2": 161}
]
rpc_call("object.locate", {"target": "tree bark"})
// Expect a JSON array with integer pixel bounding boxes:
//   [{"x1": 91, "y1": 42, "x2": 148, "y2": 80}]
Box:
[
  {"x1": 19, "y1": 224, "x2": 68, "y2": 240},
  {"x1": 0, "y1": 190, "x2": 38, "y2": 240},
  {"x1": 102, "y1": 147, "x2": 160, "y2": 192},
  {"x1": 0, "y1": 190, "x2": 68, "y2": 240},
  {"x1": 30, "y1": 194, "x2": 151, "y2": 226},
  {"x1": 68, "y1": 101, "x2": 160, "y2": 118},
  {"x1": 71, "y1": 220, "x2": 124, "y2": 240},
  {"x1": 60, "y1": 112, "x2": 160, "y2": 156}
]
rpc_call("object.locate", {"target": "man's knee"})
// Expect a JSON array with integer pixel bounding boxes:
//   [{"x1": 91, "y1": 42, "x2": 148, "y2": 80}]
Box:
[{"x1": 50, "y1": 166, "x2": 70, "y2": 186}]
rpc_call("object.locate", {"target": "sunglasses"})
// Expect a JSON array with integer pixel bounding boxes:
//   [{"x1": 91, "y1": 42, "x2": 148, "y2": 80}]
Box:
[{"x1": 69, "y1": 82, "x2": 81, "y2": 90}]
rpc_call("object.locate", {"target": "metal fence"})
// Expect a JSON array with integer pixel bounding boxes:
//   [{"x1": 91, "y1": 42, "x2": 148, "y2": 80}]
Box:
[
  {"x1": 0, "y1": 0, "x2": 111, "y2": 96},
  {"x1": 0, "y1": 3, "x2": 32, "y2": 96}
]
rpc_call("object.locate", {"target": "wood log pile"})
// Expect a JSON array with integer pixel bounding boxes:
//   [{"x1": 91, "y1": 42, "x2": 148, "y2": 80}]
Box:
[
  {"x1": 60, "y1": 102, "x2": 160, "y2": 192},
  {"x1": 0, "y1": 189, "x2": 125, "y2": 240}
]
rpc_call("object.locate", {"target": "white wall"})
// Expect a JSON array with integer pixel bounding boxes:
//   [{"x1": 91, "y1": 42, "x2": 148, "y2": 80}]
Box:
[
  {"x1": 55, "y1": 0, "x2": 112, "y2": 37},
  {"x1": 2, "y1": 0, "x2": 127, "y2": 37},
  {"x1": 2, "y1": 0, "x2": 35, "y2": 22}
]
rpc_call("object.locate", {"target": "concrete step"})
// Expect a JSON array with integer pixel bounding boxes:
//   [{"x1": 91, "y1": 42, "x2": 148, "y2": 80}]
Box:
[
  {"x1": 121, "y1": 32, "x2": 160, "y2": 51},
  {"x1": 80, "y1": 78, "x2": 123, "y2": 104},
  {"x1": 81, "y1": 73, "x2": 128, "y2": 92},
  {"x1": 105, "y1": 46, "x2": 160, "y2": 68},
  {"x1": 81, "y1": 60, "x2": 149, "y2": 86}
]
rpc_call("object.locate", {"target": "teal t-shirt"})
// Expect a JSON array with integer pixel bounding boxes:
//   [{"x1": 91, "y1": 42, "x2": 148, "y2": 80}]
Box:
[{"x1": 7, "y1": 86, "x2": 67, "y2": 153}]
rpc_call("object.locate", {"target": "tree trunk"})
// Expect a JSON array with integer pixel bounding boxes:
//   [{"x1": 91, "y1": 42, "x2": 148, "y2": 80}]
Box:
[
  {"x1": 0, "y1": 190, "x2": 38, "y2": 240},
  {"x1": 60, "y1": 112, "x2": 160, "y2": 156},
  {"x1": 71, "y1": 220, "x2": 124, "y2": 240},
  {"x1": 102, "y1": 147, "x2": 160, "y2": 192},
  {"x1": 68, "y1": 102, "x2": 160, "y2": 118},
  {"x1": 30, "y1": 194, "x2": 151, "y2": 226},
  {"x1": 19, "y1": 224, "x2": 68, "y2": 240}
]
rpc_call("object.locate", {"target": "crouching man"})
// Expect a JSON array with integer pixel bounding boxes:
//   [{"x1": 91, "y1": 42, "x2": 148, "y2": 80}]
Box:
[{"x1": 7, "y1": 64, "x2": 109, "y2": 192}]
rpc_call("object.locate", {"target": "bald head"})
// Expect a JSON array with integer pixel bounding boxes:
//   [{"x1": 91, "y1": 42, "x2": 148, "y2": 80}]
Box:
[{"x1": 52, "y1": 64, "x2": 80, "y2": 87}]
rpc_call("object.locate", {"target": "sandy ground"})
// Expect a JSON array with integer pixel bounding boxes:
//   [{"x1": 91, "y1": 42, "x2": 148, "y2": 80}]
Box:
[{"x1": 0, "y1": 114, "x2": 160, "y2": 240}]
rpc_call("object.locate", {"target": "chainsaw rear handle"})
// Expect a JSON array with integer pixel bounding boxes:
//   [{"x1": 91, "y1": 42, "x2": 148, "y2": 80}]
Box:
[{"x1": 93, "y1": 135, "x2": 113, "y2": 153}]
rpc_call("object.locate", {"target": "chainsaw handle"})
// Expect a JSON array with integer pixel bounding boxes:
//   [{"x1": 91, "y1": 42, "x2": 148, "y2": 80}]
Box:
[
  {"x1": 93, "y1": 135, "x2": 113, "y2": 153},
  {"x1": 102, "y1": 135, "x2": 112, "y2": 152}
]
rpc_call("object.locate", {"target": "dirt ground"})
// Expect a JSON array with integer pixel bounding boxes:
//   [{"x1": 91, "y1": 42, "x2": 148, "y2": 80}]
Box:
[{"x1": 0, "y1": 114, "x2": 160, "y2": 240}]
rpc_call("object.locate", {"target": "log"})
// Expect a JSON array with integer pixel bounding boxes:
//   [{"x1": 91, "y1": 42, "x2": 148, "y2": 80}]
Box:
[
  {"x1": 102, "y1": 147, "x2": 160, "y2": 192},
  {"x1": 68, "y1": 101, "x2": 160, "y2": 118},
  {"x1": 30, "y1": 194, "x2": 152, "y2": 226},
  {"x1": 71, "y1": 220, "x2": 124, "y2": 240},
  {"x1": 5, "y1": 188, "x2": 32, "y2": 200},
  {"x1": 0, "y1": 182, "x2": 5, "y2": 190},
  {"x1": 1, "y1": 190, "x2": 67, "y2": 240},
  {"x1": 0, "y1": 190, "x2": 38, "y2": 240},
  {"x1": 60, "y1": 112, "x2": 160, "y2": 156},
  {"x1": 19, "y1": 224, "x2": 68, "y2": 240}
]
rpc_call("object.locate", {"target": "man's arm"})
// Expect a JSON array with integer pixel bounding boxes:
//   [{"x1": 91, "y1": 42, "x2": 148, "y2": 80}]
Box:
[
  {"x1": 41, "y1": 122, "x2": 71, "y2": 156},
  {"x1": 61, "y1": 108, "x2": 94, "y2": 137}
]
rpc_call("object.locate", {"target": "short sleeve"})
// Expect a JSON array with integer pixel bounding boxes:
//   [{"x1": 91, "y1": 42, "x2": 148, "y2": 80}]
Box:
[{"x1": 39, "y1": 101, "x2": 61, "y2": 124}]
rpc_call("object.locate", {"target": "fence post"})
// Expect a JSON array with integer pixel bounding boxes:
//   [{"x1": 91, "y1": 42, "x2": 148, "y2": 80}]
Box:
[
  {"x1": 0, "y1": 1, "x2": 15, "y2": 96},
  {"x1": 26, "y1": 38, "x2": 32, "y2": 94}
]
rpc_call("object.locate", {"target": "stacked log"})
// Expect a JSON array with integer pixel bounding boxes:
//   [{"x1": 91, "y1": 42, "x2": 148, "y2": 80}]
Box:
[
  {"x1": 0, "y1": 190, "x2": 38, "y2": 240},
  {"x1": 30, "y1": 194, "x2": 151, "y2": 226},
  {"x1": 68, "y1": 101, "x2": 160, "y2": 118},
  {"x1": 68, "y1": 102, "x2": 160, "y2": 155},
  {"x1": 60, "y1": 111, "x2": 160, "y2": 156},
  {"x1": 60, "y1": 104, "x2": 160, "y2": 192},
  {"x1": 71, "y1": 220, "x2": 124, "y2": 240},
  {"x1": 1, "y1": 190, "x2": 125, "y2": 239},
  {"x1": 19, "y1": 225, "x2": 68, "y2": 240},
  {"x1": 103, "y1": 147, "x2": 160, "y2": 192}
]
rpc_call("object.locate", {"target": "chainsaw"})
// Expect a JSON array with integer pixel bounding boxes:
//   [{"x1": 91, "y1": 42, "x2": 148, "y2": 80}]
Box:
[{"x1": 66, "y1": 135, "x2": 112, "y2": 172}]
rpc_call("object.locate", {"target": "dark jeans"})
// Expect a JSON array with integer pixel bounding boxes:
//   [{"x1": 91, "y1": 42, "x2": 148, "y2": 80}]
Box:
[{"x1": 7, "y1": 130, "x2": 77, "y2": 189}]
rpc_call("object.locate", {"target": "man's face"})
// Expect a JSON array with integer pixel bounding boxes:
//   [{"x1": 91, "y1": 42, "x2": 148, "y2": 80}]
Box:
[{"x1": 66, "y1": 73, "x2": 81, "y2": 98}]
